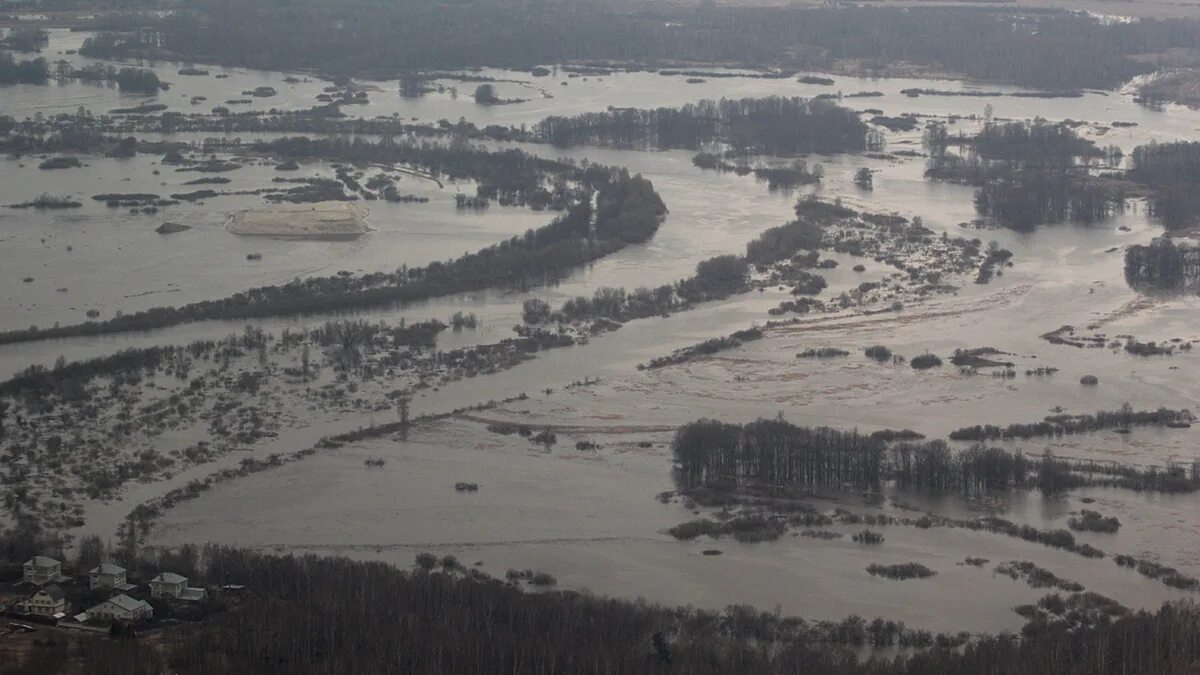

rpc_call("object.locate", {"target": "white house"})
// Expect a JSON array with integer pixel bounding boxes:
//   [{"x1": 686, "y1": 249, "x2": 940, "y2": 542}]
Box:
[
  {"x1": 15, "y1": 585, "x2": 69, "y2": 618},
  {"x1": 86, "y1": 594, "x2": 153, "y2": 623},
  {"x1": 149, "y1": 572, "x2": 188, "y2": 599},
  {"x1": 88, "y1": 563, "x2": 131, "y2": 591},
  {"x1": 23, "y1": 556, "x2": 62, "y2": 586}
]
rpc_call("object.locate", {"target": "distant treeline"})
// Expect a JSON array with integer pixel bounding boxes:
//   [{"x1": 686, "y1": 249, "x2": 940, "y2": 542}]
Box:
[
  {"x1": 0, "y1": 163, "x2": 665, "y2": 345},
  {"x1": 925, "y1": 120, "x2": 1124, "y2": 230},
  {"x1": 948, "y1": 406, "x2": 1192, "y2": 441},
  {"x1": 85, "y1": 2, "x2": 1200, "y2": 90},
  {"x1": 534, "y1": 97, "x2": 867, "y2": 154},
  {"x1": 7, "y1": 543, "x2": 1200, "y2": 674}
]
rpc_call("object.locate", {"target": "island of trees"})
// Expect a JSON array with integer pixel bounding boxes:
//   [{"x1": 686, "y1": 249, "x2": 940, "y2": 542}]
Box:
[
  {"x1": 924, "y1": 119, "x2": 1124, "y2": 231},
  {"x1": 534, "y1": 97, "x2": 868, "y2": 155}
]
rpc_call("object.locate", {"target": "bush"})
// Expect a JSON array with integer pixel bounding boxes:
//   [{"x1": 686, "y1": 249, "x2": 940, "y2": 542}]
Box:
[
  {"x1": 1067, "y1": 510, "x2": 1121, "y2": 533},
  {"x1": 852, "y1": 530, "x2": 885, "y2": 544},
  {"x1": 867, "y1": 563, "x2": 936, "y2": 580},
  {"x1": 864, "y1": 345, "x2": 892, "y2": 361},
  {"x1": 910, "y1": 353, "x2": 943, "y2": 370},
  {"x1": 1080, "y1": 374, "x2": 1099, "y2": 386}
]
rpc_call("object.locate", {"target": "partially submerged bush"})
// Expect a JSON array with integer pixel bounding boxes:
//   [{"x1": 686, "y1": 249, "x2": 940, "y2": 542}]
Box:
[
  {"x1": 867, "y1": 563, "x2": 936, "y2": 580},
  {"x1": 910, "y1": 353, "x2": 943, "y2": 370},
  {"x1": 852, "y1": 529, "x2": 885, "y2": 545},
  {"x1": 1067, "y1": 509, "x2": 1121, "y2": 533},
  {"x1": 865, "y1": 345, "x2": 893, "y2": 362}
]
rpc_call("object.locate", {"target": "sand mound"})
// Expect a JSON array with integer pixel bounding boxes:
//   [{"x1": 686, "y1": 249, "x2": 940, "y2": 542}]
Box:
[{"x1": 226, "y1": 202, "x2": 370, "y2": 239}]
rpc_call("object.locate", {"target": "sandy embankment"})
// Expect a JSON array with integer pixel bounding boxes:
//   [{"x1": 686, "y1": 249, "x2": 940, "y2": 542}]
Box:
[{"x1": 226, "y1": 202, "x2": 371, "y2": 239}]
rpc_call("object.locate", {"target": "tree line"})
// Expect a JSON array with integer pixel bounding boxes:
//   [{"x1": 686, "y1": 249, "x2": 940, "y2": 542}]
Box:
[
  {"x1": 670, "y1": 415, "x2": 1181, "y2": 497},
  {"x1": 83, "y1": 2, "x2": 1200, "y2": 91}
]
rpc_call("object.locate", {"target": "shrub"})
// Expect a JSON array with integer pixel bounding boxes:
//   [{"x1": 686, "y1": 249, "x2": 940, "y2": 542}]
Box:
[
  {"x1": 865, "y1": 345, "x2": 893, "y2": 361},
  {"x1": 867, "y1": 563, "x2": 936, "y2": 580},
  {"x1": 911, "y1": 353, "x2": 943, "y2": 370},
  {"x1": 852, "y1": 529, "x2": 885, "y2": 545},
  {"x1": 1067, "y1": 509, "x2": 1121, "y2": 533}
]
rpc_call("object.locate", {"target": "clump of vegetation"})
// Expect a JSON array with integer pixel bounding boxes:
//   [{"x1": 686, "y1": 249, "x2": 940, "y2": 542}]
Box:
[
  {"x1": 7, "y1": 193, "x2": 83, "y2": 209},
  {"x1": 797, "y1": 347, "x2": 850, "y2": 359},
  {"x1": 864, "y1": 345, "x2": 893, "y2": 362},
  {"x1": 506, "y1": 569, "x2": 557, "y2": 586},
  {"x1": 852, "y1": 530, "x2": 885, "y2": 545},
  {"x1": 38, "y1": 156, "x2": 82, "y2": 170},
  {"x1": 867, "y1": 563, "x2": 935, "y2": 580},
  {"x1": 995, "y1": 561, "x2": 1083, "y2": 592},
  {"x1": 1081, "y1": 374, "x2": 1099, "y2": 386},
  {"x1": 910, "y1": 353, "x2": 943, "y2": 370},
  {"x1": 1068, "y1": 510, "x2": 1120, "y2": 533},
  {"x1": 667, "y1": 515, "x2": 787, "y2": 543}
]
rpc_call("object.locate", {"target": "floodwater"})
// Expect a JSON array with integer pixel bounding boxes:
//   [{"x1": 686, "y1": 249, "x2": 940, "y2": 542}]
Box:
[{"x1": 5, "y1": 28, "x2": 1200, "y2": 633}]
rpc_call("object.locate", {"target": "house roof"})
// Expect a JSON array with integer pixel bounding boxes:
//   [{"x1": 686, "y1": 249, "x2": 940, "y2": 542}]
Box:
[
  {"x1": 94, "y1": 594, "x2": 150, "y2": 613},
  {"x1": 152, "y1": 572, "x2": 187, "y2": 584},
  {"x1": 25, "y1": 556, "x2": 59, "y2": 567},
  {"x1": 89, "y1": 563, "x2": 126, "y2": 575},
  {"x1": 38, "y1": 585, "x2": 66, "y2": 600}
]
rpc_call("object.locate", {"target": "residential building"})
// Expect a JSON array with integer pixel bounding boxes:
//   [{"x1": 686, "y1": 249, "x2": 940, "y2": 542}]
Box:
[
  {"x1": 15, "y1": 585, "x2": 68, "y2": 617},
  {"x1": 22, "y1": 556, "x2": 62, "y2": 586},
  {"x1": 86, "y1": 594, "x2": 153, "y2": 623},
  {"x1": 88, "y1": 563, "x2": 131, "y2": 591},
  {"x1": 149, "y1": 572, "x2": 188, "y2": 599}
]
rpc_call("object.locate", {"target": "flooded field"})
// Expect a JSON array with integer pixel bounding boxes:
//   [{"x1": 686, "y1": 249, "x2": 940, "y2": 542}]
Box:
[{"x1": 5, "y1": 27, "x2": 1200, "y2": 637}]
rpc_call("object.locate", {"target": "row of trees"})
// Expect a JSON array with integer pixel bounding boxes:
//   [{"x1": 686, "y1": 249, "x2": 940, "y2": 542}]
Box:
[
  {"x1": 87, "y1": 2, "x2": 1200, "y2": 90},
  {"x1": 534, "y1": 97, "x2": 868, "y2": 155},
  {"x1": 671, "y1": 416, "x2": 1154, "y2": 496}
]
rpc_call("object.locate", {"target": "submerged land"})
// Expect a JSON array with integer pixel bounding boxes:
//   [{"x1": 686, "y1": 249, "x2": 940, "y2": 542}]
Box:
[{"x1": 4, "y1": 1, "x2": 1200, "y2": 673}]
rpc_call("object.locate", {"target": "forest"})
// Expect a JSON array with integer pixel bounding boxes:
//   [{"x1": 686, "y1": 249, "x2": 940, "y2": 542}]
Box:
[
  {"x1": 4, "y1": 539, "x2": 1200, "y2": 674},
  {"x1": 533, "y1": 97, "x2": 868, "y2": 155},
  {"x1": 81, "y1": 2, "x2": 1200, "y2": 90}
]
